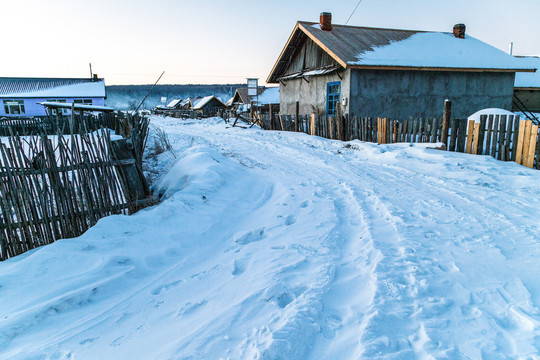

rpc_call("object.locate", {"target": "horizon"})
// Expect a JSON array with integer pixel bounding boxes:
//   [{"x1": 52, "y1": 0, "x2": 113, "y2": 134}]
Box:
[{"x1": 1, "y1": 0, "x2": 539, "y2": 85}]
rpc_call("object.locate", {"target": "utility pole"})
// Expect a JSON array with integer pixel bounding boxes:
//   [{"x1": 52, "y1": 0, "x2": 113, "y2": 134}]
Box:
[{"x1": 89, "y1": 63, "x2": 93, "y2": 78}]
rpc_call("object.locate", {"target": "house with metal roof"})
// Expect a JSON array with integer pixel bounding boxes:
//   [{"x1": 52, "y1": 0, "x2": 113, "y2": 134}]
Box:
[
  {"x1": 0, "y1": 76, "x2": 106, "y2": 117},
  {"x1": 267, "y1": 13, "x2": 536, "y2": 119},
  {"x1": 230, "y1": 87, "x2": 265, "y2": 108},
  {"x1": 513, "y1": 56, "x2": 540, "y2": 116},
  {"x1": 192, "y1": 95, "x2": 227, "y2": 116}
]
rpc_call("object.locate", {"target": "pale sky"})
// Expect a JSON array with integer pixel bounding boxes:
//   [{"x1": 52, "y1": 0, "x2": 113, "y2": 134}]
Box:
[{"x1": 1, "y1": 0, "x2": 539, "y2": 85}]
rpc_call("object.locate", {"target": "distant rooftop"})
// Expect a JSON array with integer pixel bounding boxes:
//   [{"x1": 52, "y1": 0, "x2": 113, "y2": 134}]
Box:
[
  {"x1": 0, "y1": 77, "x2": 106, "y2": 98},
  {"x1": 514, "y1": 56, "x2": 540, "y2": 88}
]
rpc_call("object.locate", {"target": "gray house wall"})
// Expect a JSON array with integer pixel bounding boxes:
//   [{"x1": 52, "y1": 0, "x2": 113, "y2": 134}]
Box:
[
  {"x1": 280, "y1": 69, "x2": 351, "y2": 115},
  {"x1": 348, "y1": 69, "x2": 515, "y2": 119}
]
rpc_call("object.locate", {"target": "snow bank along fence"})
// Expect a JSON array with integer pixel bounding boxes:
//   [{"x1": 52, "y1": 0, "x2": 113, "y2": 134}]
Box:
[
  {"x1": 0, "y1": 115, "x2": 152, "y2": 261},
  {"x1": 258, "y1": 103, "x2": 540, "y2": 170}
]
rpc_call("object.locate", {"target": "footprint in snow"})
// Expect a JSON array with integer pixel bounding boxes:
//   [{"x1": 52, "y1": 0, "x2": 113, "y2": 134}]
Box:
[
  {"x1": 150, "y1": 279, "x2": 184, "y2": 295},
  {"x1": 234, "y1": 228, "x2": 266, "y2": 245},
  {"x1": 300, "y1": 200, "x2": 310, "y2": 208},
  {"x1": 232, "y1": 259, "x2": 248, "y2": 276},
  {"x1": 285, "y1": 215, "x2": 297, "y2": 226}
]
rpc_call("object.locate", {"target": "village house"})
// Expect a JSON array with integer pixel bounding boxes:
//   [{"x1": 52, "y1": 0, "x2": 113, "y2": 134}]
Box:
[
  {"x1": 267, "y1": 13, "x2": 536, "y2": 119},
  {"x1": 230, "y1": 87, "x2": 265, "y2": 112},
  {"x1": 192, "y1": 95, "x2": 227, "y2": 116},
  {"x1": 0, "y1": 76, "x2": 106, "y2": 117},
  {"x1": 513, "y1": 56, "x2": 540, "y2": 116}
]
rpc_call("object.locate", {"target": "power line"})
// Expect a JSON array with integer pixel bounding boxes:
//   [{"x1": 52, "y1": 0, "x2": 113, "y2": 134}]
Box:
[{"x1": 345, "y1": 0, "x2": 364, "y2": 25}]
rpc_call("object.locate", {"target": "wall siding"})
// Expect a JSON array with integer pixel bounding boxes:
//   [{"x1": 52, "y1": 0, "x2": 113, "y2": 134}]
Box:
[
  {"x1": 280, "y1": 69, "x2": 351, "y2": 115},
  {"x1": 0, "y1": 97, "x2": 106, "y2": 117},
  {"x1": 349, "y1": 70, "x2": 516, "y2": 119},
  {"x1": 285, "y1": 38, "x2": 339, "y2": 76}
]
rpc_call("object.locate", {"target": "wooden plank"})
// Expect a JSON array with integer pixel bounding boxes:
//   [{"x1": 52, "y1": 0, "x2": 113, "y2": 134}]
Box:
[
  {"x1": 310, "y1": 114, "x2": 316, "y2": 136},
  {"x1": 491, "y1": 115, "x2": 499, "y2": 158},
  {"x1": 456, "y1": 119, "x2": 467, "y2": 153},
  {"x1": 498, "y1": 115, "x2": 507, "y2": 161},
  {"x1": 472, "y1": 123, "x2": 480, "y2": 155},
  {"x1": 515, "y1": 120, "x2": 526, "y2": 165},
  {"x1": 465, "y1": 120, "x2": 475, "y2": 154},
  {"x1": 477, "y1": 115, "x2": 487, "y2": 155},
  {"x1": 485, "y1": 115, "x2": 493, "y2": 155},
  {"x1": 525, "y1": 125, "x2": 538, "y2": 168},
  {"x1": 522, "y1": 120, "x2": 532, "y2": 165},
  {"x1": 441, "y1": 100, "x2": 451, "y2": 146},
  {"x1": 511, "y1": 115, "x2": 520, "y2": 161},
  {"x1": 431, "y1": 118, "x2": 438, "y2": 143},
  {"x1": 504, "y1": 115, "x2": 513, "y2": 161},
  {"x1": 449, "y1": 118, "x2": 457, "y2": 152},
  {"x1": 294, "y1": 101, "x2": 299, "y2": 132},
  {"x1": 533, "y1": 129, "x2": 540, "y2": 170}
]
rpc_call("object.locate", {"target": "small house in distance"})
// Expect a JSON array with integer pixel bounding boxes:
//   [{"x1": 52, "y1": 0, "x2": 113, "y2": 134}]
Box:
[
  {"x1": 192, "y1": 95, "x2": 227, "y2": 116},
  {"x1": 513, "y1": 56, "x2": 540, "y2": 116},
  {"x1": 230, "y1": 87, "x2": 265, "y2": 111},
  {"x1": 267, "y1": 13, "x2": 535, "y2": 119},
  {"x1": 0, "y1": 76, "x2": 106, "y2": 117}
]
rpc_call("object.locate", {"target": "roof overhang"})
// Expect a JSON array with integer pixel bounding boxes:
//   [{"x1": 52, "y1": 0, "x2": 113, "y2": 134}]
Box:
[
  {"x1": 347, "y1": 65, "x2": 537, "y2": 72},
  {"x1": 39, "y1": 101, "x2": 115, "y2": 112},
  {"x1": 267, "y1": 22, "x2": 536, "y2": 83}
]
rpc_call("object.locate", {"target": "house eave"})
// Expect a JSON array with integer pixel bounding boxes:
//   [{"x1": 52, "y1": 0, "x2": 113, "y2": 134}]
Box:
[{"x1": 346, "y1": 65, "x2": 536, "y2": 72}]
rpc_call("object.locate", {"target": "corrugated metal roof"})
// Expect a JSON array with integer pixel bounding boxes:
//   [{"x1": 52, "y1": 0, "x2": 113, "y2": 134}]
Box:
[
  {"x1": 267, "y1": 21, "x2": 536, "y2": 83},
  {"x1": 0, "y1": 77, "x2": 106, "y2": 98},
  {"x1": 233, "y1": 87, "x2": 265, "y2": 104},
  {"x1": 299, "y1": 22, "x2": 418, "y2": 67}
]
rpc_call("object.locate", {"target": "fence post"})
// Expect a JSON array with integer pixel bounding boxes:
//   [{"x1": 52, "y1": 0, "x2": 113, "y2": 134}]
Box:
[
  {"x1": 336, "y1": 105, "x2": 343, "y2": 141},
  {"x1": 310, "y1": 114, "x2": 316, "y2": 136},
  {"x1": 269, "y1": 104, "x2": 274, "y2": 130},
  {"x1": 441, "y1": 100, "x2": 451, "y2": 147},
  {"x1": 111, "y1": 138, "x2": 151, "y2": 213},
  {"x1": 295, "y1": 101, "x2": 299, "y2": 132}
]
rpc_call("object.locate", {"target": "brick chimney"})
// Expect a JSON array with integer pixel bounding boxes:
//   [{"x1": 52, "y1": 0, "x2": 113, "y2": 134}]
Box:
[
  {"x1": 453, "y1": 24, "x2": 466, "y2": 39},
  {"x1": 320, "y1": 12, "x2": 332, "y2": 31}
]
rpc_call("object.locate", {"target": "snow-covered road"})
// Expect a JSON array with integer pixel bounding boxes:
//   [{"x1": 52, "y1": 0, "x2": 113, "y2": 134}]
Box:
[{"x1": 1, "y1": 117, "x2": 539, "y2": 359}]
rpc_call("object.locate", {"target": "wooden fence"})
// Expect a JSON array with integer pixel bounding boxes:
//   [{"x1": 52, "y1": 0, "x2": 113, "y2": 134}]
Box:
[
  {"x1": 0, "y1": 121, "x2": 152, "y2": 261},
  {"x1": 0, "y1": 113, "x2": 118, "y2": 137},
  {"x1": 259, "y1": 113, "x2": 540, "y2": 170}
]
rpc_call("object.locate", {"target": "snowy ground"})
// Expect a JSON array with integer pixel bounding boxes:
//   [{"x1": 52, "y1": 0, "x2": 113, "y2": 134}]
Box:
[{"x1": 1, "y1": 116, "x2": 540, "y2": 359}]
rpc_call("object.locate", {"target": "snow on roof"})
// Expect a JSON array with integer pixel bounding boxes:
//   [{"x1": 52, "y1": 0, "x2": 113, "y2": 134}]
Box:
[
  {"x1": 226, "y1": 97, "x2": 234, "y2": 106},
  {"x1": 167, "y1": 99, "x2": 182, "y2": 108},
  {"x1": 0, "y1": 77, "x2": 106, "y2": 98},
  {"x1": 190, "y1": 97, "x2": 203, "y2": 108},
  {"x1": 192, "y1": 95, "x2": 225, "y2": 110},
  {"x1": 258, "y1": 87, "x2": 280, "y2": 105},
  {"x1": 514, "y1": 56, "x2": 540, "y2": 88},
  {"x1": 39, "y1": 101, "x2": 114, "y2": 112},
  {"x1": 352, "y1": 32, "x2": 535, "y2": 70}
]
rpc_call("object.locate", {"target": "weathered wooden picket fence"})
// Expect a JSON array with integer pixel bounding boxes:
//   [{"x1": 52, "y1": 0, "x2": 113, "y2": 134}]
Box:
[
  {"x1": 0, "y1": 113, "x2": 118, "y2": 137},
  {"x1": 0, "y1": 114, "x2": 152, "y2": 261},
  {"x1": 259, "y1": 112, "x2": 540, "y2": 170}
]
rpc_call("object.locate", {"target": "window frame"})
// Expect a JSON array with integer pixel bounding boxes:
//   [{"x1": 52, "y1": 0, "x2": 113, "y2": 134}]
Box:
[
  {"x1": 3, "y1": 99, "x2": 26, "y2": 115},
  {"x1": 326, "y1": 81, "x2": 341, "y2": 117}
]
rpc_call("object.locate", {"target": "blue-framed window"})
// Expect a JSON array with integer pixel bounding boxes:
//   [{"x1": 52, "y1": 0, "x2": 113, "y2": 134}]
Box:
[{"x1": 326, "y1": 81, "x2": 341, "y2": 116}]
